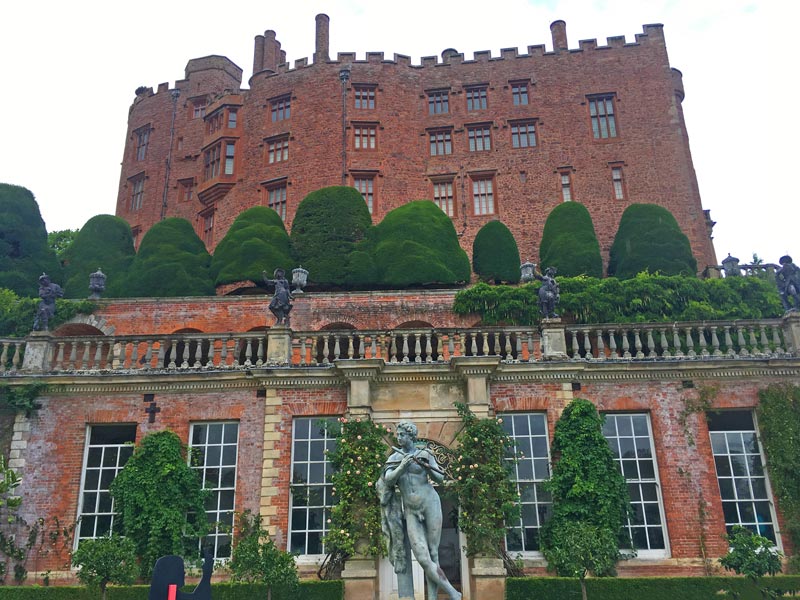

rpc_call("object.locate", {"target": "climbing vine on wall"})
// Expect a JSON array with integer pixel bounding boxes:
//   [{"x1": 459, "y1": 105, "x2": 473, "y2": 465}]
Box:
[{"x1": 0, "y1": 383, "x2": 49, "y2": 417}]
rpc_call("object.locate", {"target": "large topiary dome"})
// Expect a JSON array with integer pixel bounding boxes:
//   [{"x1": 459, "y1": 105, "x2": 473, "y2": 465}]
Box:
[
  {"x1": 473, "y1": 220, "x2": 521, "y2": 283},
  {"x1": 539, "y1": 202, "x2": 603, "y2": 278}
]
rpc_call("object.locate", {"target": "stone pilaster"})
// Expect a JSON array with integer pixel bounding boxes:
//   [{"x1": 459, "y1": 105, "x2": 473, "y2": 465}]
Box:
[
  {"x1": 259, "y1": 387, "x2": 283, "y2": 536},
  {"x1": 335, "y1": 358, "x2": 384, "y2": 418}
]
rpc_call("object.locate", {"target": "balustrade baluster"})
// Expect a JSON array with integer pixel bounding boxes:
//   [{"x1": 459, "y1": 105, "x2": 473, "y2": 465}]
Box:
[
  {"x1": 595, "y1": 329, "x2": 606, "y2": 361},
  {"x1": 414, "y1": 333, "x2": 422, "y2": 363},
  {"x1": 165, "y1": 340, "x2": 176, "y2": 369},
  {"x1": 193, "y1": 340, "x2": 203, "y2": 368},
  {"x1": 737, "y1": 326, "x2": 748, "y2": 357},
  {"x1": 772, "y1": 326, "x2": 785, "y2": 355},
  {"x1": 80, "y1": 341, "x2": 91, "y2": 370},
  {"x1": 68, "y1": 342, "x2": 78, "y2": 370},
  {"x1": 724, "y1": 326, "x2": 735, "y2": 357},
  {"x1": 402, "y1": 334, "x2": 410, "y2": 363},
  {"x1": 583, "y1": 329, "x2": 593, "y2": 360},
  {"x1": 673, "y1": 327, "x2": 684, "y2": 358},
  {"x1": 504, "y1": 333, "x2": 513, "y2": 361},
  {"x1": 608, "y1": 330, "x2": 618, "y2": 359},
  {"x1": 388, "y1": 335, "x2": 397, "y2": 363},
  {"x1": 482, "y1": 331, "x2": 490, "y2": 356},
  {"x1": 333, "y1": 336, "x2": 341, "y2": 361},
  {"x1": 659, "y1": 329, "x2": 669, "y2": 358},
  {"x1": 645, "y1": 329, "x2": 656, "y2": 359},
  {"x1": 633, "y1": 329, "x2": 644, "y2": 359},
  {"x1": 571, "y1": 331, "x2": 580, "y2": 359},
  {"x1": 298, "y1": 337, "x2": 307, "y2": 365},
  {"x1": 425, "y1": 333, "x2": 433, "y2": 363},
  {"x1": 348, "y1": 335, "x2": 355, "y2": 359},
  {"x1": 243, "y1": 338, "x2": 253, "y2": 367},
  {"x1": 219, "y1": 338, "x2": 229, "y2": 367},
  {"x1": 432, "y1": 333, "x2": 440, "y2": 362},
  {"x1": 370, "y1": 336, "x2": 378, "y2": 360},
  {"x1": 515, "y1": 333, "x2": 522, "y2": 361},
  {"x1": 759, "y1": 326, "x2": 770, "y2": 356},
  {"x1": 526, "y1": 331, "x2": 534, "y2": 362},
  {"x1": 698, "y1": 327, "x2": 709, "y2": 358},
  {"x1": 127, "y1": 340, "x2": 139, "y2": 369},
  {"x1": 0, "y1": 343, "x2": 7, "y2": 373},
  {"x1": 205, "y1": 338, "x2": 216, "y2": 368},
  {"x1": 179, "y1": 340, "x2": 189, "y2": 369},
  {"x1": 711, "y1": 327, "x2": 722, "y2": 357},
  {"x1": 685, "y1": 328, "x2": 696, "y2": 358},
  {"x1": 256, "y1": 338, "x2": 265, "y2": 366},
  {"x1": 622, "y1": 330, "x2": 631, "y2": 359},
  {"x1": 55, "y1": 342, "x2": 65, "y2": 371},
  {"x1": 468, "y1": 333, "x2": 477, "y2": 356},
  {"x1": 358, "y1": 336, "x2": 365, "y2": 359},
  {"x1": 322, "y1": 336, "x2": 331, "y2": 364},
  {"x1": 11, "y1": 344, "x2": 21, "y2": 371},
  {"x1": 748, "y1": 327, "x2": 761, "y2": 356}
]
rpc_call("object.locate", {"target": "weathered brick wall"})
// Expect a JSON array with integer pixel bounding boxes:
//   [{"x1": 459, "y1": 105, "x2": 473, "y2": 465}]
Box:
[{"x1": 116, "y1": 18, "x2": 716, "y2": 271}]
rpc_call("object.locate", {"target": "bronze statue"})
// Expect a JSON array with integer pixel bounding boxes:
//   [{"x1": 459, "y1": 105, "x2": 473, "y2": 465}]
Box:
[
  {"x1": 776, "y1": 255, "x2": 800, "y2": 312},
  {"x1": 33, "y1": 273, "x2": 63, "y2": 331},
  {"x1": 537, "y1": 266, "x2": 560, "y2": 319},
  {"x1": 377, "y1": 421, "x2": 461, "y2": 600},
  {"x1": 262, "y1": 268, "x2": 293, "y2": 327}
]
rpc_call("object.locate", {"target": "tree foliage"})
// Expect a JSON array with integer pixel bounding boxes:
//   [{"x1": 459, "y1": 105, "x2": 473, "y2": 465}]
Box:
[
  {"x1": 451, "y1": 403, "x2": 519, "y2": 557},
  {"x1": 607, "y1": 204, "x2": 697, "y2": 279},
  {"x1": 72, "y1": 535, "x2": 138, "y2": 600},
  {"x1": 0, "y1": 183, "x2": 62, "y2": 296},
  {"x1": 472, "y1": 220, "x2": 521, "y2": 284},
  {"x1": 60, "y1": 215, "x2": 135, "y2": 298},
  {"x1": 347, "y1": 201, "x2": 470, "y2": 287},
  {"x1": 211, "y1": 207, "x2": 292, "y2": 287},
  {"x1": 539, "y1": 202, "x2": 603, "y2": 278},
  {"x1": 540, "y1": 399, "x2": 631, "y2": 578},
  {"x1": 290, "y1": 187, "x2": 373, "y2": 286},
  {"x1": 47, "y1": 229, "x2": 79, "y2": 259},
  {"x1": 120, "y1": 218, "x2": 214, "y2": 298},
  {"x1": 109, "y1": 430, "x2": 209, "y2": 579},
  {"x1": 719, "y1": 526, "x2": 783, "y2": 582}
]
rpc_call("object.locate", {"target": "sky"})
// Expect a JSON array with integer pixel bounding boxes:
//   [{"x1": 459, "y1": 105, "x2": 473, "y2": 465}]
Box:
[{"x1": 0, "y1": 0, "x2": 795, "y2": 267}]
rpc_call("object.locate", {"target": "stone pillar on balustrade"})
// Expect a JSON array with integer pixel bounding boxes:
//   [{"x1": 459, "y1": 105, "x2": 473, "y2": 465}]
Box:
[
  {"x1": 540, "y1": 317, "x2": 568, "y2": 360},
  {"x1": 265, "y1": 325, "x2": 292, "y2": 365},
  {"x1": 784, "y1": 311, "x2": 800, "y2": 357},
  {"x1": 21, "y1": 331, "x2": 54, "y2": 372}
]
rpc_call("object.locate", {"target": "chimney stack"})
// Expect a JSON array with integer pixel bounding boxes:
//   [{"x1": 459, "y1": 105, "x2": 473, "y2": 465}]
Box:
[
  {"x1": 253, "y1": 35, "x2": 265, "y2": 73},
  {"x1": 315, "y1": 13, "x2": 330, "y2": 63},
  {"x1": 550, "y1": 20, "x2": 568, "y2": 52}
]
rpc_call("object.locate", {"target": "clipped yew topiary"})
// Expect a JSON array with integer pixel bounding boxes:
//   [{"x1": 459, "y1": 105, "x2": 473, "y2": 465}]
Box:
[
  {"x1": 473, "y1": 220, "x2": 521, "y2": 283},
  {"x1": 608, "y1": 204, "x2": 697, "y2": 279},
  {"x1": 61, "y1": 215, "x2": 135, "y2": 298},
  {"x1": 348, "y1": 201, "x2": 470, "y2": 287},
  {"x1": 120, "y1": 218, "x2": 214, "y2": 297},
  {"x1": 0, "y1": 183, "x2": 62, "y2": 296},
  {"x1": 539, "y1": 202, "x2": 602, "y2": 278},
  {"x1": 211, "y1": 206, "x2": 292, "y2": 287},
  {"x1": 290, "y1": 186, "x2": 372, "y2": 286}
]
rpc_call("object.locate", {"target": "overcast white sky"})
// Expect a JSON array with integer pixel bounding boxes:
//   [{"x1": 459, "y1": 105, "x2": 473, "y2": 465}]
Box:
[{"x1": 0, "y1": 0, "x2": 795, "y2": 266}]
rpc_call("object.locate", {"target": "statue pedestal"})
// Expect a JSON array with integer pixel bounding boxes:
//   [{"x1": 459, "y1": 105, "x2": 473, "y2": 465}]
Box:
[
  {"x1": 469, "y1": 555, "x2": 506, "y2": 600},
  {"x1": 784, "y1": 312, "x2": 800, "y2": 356},
  {"x1": 342, "y1": 556, "x2": 378, "y2": 600},
  {"x1": 540, "y1": 318, "x2": 568, "y2": 360},
  {"x1": 266, "y1": 327, "x2": 291, "y2": 365},
  {"x1": 21, "y1": 331, "x2": 54, "y2": 372}
]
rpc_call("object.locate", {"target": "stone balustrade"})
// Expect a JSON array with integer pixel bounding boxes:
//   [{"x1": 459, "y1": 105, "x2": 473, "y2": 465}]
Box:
[{"x1": 0, "y1": 338, "x2": 25, "y2": 373}]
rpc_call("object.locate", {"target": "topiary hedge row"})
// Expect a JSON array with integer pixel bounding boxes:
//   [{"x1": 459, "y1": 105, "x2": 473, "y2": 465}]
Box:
[
  {"x1": 506, "y1": 576, "x2": 800, "y2": 600},
  {"x1": 0, "y1": 580, "x2": 343, "y2": 599}
]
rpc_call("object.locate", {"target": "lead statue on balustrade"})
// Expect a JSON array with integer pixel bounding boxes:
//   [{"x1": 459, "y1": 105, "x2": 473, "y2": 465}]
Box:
[
  {"x1": 777, "y1": 255, "x2": 800, "y2": 312},
  {"x1": 377, "y1": 421, "x2": 461, "y2": 600},
  {"x1": 262, "y1": 267, "x2": 293, "y2": 327}
]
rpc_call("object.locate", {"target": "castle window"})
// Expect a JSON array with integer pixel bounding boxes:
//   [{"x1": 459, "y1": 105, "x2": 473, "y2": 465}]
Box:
[
  {"x1": 266, "y1": 135, "x2": 289, "y2": 164},
  {"x1": 265, "y1": 181, "x2": 288, "y2": 221},
  {"x1": 501, "y1": 413, "x2": 552, "y2": 552},
  {"x1": 511, "y1": 82, "x2": 529, "y2": 106},
  {"x1": 206, "y1": 111, "x2": 224, "y2": 135},
  {"x1": 511, "y1": 120, "x2": 537, "y2": 148},
  {"x1": 271, "y1": 95, "x2": 291, "y2": 122},
  {"x1": 203, "y1": 144, "x2": 221, "y2": 181},
  {"x1": 612, "y1": 166, "x2": 626, "y2": 199},
  {"x1": 588, "y1": 94, "x2": 617, "y2": 139},
  {"x1": 134, "y1": 125, "x2": 150, "y2": 161},
  {"x1": 708, "y1": 411, "x2": 780, "y2": 543},
  {"x1": 559, "y1": 170, "x2": 573, "y2": 202},
  {"x1": 192, "y1": 100, "x2": 207, "y2": 119},
  {"x1": 201, "y1": 209, "x2": 215, "y2": 247},
  {"x1": 427, "y1": 90, "x2": 449, "y2": 115},
  {"x1": 354, "y1": 175, "x2": 375, "y2": 214},
  {"x1": 602, "y1": 413, "x2": 668, "y2": 555},
  {"x1": 189, "y1": 422, "x2": 239, "y2": 560},
  {"x1": 227, "y1": 109, "x2": 238, "y2": 129},
  {"x1": 224, "y1": 142, "x2": 235, "y2": 175},
  {"x1": 129, "y1": 174, "x2": 145, "y2": 211},
  {"x1": 472, "y1": 176, "x2": 495, "y2": 215},
  {"x1": 466, "y1": 86, "x2": 488, "y2": 111},
  {"x1": 467, "y1": 125, "x2": 492, "y2": 152},
  {"x1": 432, "y1": 179, "x2": 455, "y2": 216},
  {"x1": 354, "y1": 85, "x2": 376, "y2": 109},
  {"x1": 290, "y1": 417, "x2": 336, "y2": 555},
  {"x1": 76, "y1": 424, "x2": 136, "y2": 544},
  {"x1": 178, "y1": 178, "x2": 195, "y2": 203},
  {"x1": 354, "y1": 123, "x2": 377, "y2": 150},
  {"x1": 429, "y1": 129, "x2": 453, "y2": 156}
]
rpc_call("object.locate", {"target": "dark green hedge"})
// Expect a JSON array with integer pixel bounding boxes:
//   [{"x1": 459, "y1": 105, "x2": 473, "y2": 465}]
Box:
[
  {"x1": 539, "y1": 202, "x2": 603, "y2": 278},
  {"x1": 506, "y1": 576, "x2": 800, "y2": 600},
  {"x1": 0, "y1": 580, "x2": 343, "y2": 599},
  {"x1": 473, "y1": 220, "x2": 520, "y2": 284}
]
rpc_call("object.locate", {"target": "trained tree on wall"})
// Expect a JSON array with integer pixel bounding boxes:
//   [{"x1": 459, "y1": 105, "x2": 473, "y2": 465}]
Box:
[
  {"x1": 109, "y1": 430, "x2": 208, "y2": 579},
  {"x1": 607, "y1": 203, "x2": 697, "y2": 279},
  {"x1": 539, "y1": 202, "x2": 603, "y2": 278},
  {"x1": 290, "y1": 186, "x2": 373, "y2": 286},
  {"x1": 60, "y1": 215, "x2": 135, "y2": 298},
  {"x1": 540, "y1": 399, "x2": 631, "y2": 600},
  {"x1": 472, "y1": 220, "x2": 521, "y2": 284},
  {"x1": 0, "y1": 184, "x2": 62, "y2": 296},
  {"x1": 347, "y1": 201, "x2": 470, "y2": 287},
  {"x1": 120, "y1": 218, "x2": 214, "y2": 297},
  {"x1": 210, "y1": 206, "x2": 292, "y2": 288}
]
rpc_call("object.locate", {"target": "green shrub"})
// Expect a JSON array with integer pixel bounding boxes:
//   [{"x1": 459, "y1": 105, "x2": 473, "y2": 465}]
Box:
[
  {"x1": 0, "y1": 184, "x2": 62, "y2": 296},
  {"x1": 72, "y1": 535, "x2": 138, "y2": 600},
  {"x1": 472, "y1": 220, "x2": 521, "y2": 283},
  {"x1": 61, "y1": 215, "x2": 135, "y2": 298},
  {"x1": 211, "y1": 207, "x2": 292, "y2": 287},
  {"x1": 349, "y1": 201, "x2": 470, "y2": 287},
  {"x1": 120, "y1": 218, "x2": 214, "y2": 297},
  {"x1": 290, "y1": 187, "x2": 372, "y2": 286},
  {"x1": 608, "y1": 203, "x2": 697, "y2": 279},
  {"x1": 539, "y1": 202, "x2": 603, "y2": 277},
  {"x1": 229, "y1": 510, "x2": 298, "y2": 595}
]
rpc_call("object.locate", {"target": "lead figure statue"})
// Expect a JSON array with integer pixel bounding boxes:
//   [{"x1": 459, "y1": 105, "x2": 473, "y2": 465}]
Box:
[
  {"x1": 262, "y1": 268, "x2": 294, "y2": 327},
  {"x1": 33, "y1": 273, "x2": 64, "y2": 331},
  {"x1": 536, "y1": 266, "x2": 560, "y2": 319},
  {"x1": 377, "y1": 421, "x2": 461, "y2": 600},
  {"x1": 776, "y1": 255, "x2": 800, "y2": 312}
]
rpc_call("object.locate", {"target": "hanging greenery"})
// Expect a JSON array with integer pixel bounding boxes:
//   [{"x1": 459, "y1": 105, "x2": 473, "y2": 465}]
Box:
[
  {"x1": 0, "y1": 383, "x2": 49, "y2": 416},
  {"x1": 757, "y1": 383, "x2": 800, "y2": 571},
  {"x1": 450, "y1": 402, "x2": 519, "y2": 557},
  {"x1": 323, "y1": 417, "x2": 389, "y2": 557}
]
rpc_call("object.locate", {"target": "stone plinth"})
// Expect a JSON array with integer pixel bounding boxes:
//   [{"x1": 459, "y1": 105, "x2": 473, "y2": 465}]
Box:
[
  {"x1": 266, "y1": 327, "x2": 291, "y2": 365},
  {"x1": 540, "y1": 318, "x2": 567, "y2": 360},
  {"x1": 469, "y1": 555, "x2": 506, "y2": 600},
  {"x1": 21, "y1": 331, "x2": 54, "y2": 372},
  {"x1": 342, "y1": 556, "x2": 378, "y2": 600}
]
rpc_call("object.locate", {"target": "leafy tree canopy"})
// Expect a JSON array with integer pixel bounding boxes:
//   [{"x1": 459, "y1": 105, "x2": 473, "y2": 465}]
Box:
[
  {"x1": 290, "y1": 186, "x2": 373, "y2": 286},
  {"x1": 120, "y1": 218, "x2": 214, "y2": 297},
  {"x1": 48, "y1": 229, "x2": 79, "y2": 259},
  {"x1": 109, "y1": 430, "x2": 208, "y2": 579},
  {"x1": 61, "y1": 215, "x2": 135, "y2": 298},
  {"x1": 539, "y1": 202, "x2": 603, "y2": 278},
  {"x1": 211, "y1": 206, "x2": 292, "y2": 287},
  {"x1": 0, "y1": 183, "x2": 62, "y2": 295},
  {"x1": 72, "y1": 535, "x2": 138, "y2": 600},
  {"x1": 348, "y1": 201, "x2": 470, "y2": 287},
  {"x1": 608, "y1": 203, "x2": 697, "y2": 279},
  {"x1": 473, "y1": 220, "x2": 521, "y2": 284}
]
